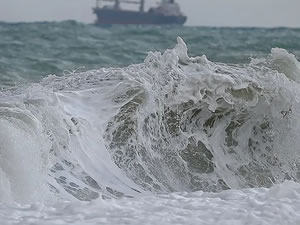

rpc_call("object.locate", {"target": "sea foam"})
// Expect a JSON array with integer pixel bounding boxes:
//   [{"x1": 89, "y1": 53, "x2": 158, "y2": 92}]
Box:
[{"x1": 0, "y1": 38, "x2": 300, "y2": 204}]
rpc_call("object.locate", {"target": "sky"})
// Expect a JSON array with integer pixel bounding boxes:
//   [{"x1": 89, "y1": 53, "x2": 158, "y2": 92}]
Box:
[{"x1": 0, "y1": 0, "x2": 299, "y2": 27}]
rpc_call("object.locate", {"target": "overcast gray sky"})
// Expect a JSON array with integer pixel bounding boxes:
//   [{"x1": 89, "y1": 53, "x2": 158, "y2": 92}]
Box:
[{"x1": 0, "y1": 0, "x2": 299, "y2": 27}]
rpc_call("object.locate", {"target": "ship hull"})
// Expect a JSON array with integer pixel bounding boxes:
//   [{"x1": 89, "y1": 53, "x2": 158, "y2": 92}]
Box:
[{"x1": 94, "y1": 8, "x2": 187, "y2": 25}]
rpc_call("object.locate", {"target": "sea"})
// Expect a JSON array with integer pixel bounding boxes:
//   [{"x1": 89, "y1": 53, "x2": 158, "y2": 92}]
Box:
[{"x1": 0, "y1": 21, "x2": 300, "y2": 224}]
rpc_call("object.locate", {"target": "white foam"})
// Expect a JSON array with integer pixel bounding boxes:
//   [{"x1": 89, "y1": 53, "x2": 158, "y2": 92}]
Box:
[
  {"x1": 0, "y1": 109, "x2": 50, "y2": 203},
  {"x1": 0, "y1": 38, "x2": 300, "y2": 224},
  {"x1": 0, "y1": 181, "x2": 300, "y2": 225},
  {"x1": 251, "y1": 47, "x2": 300, "y2": 83}
]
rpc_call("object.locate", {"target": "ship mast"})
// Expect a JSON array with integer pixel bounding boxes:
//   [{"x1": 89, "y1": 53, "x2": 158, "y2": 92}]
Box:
[
  {"x1": 139, "y1": 0, "x2": 145, "y2": 12},
  {"x1": 114, "y1": 0, "x2": 120, "y2": 9}
]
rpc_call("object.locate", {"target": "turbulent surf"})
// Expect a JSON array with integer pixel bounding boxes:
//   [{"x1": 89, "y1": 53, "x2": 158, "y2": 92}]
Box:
[
  {"x1": 1, "y1": 22, "x2": 300, "y2": 224},
  {"x1": 1, "y1": 37, "x2": 300, "y2": 202}
]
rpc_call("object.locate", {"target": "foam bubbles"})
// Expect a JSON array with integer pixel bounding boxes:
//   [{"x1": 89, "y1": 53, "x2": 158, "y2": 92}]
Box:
[
  {"x1": 1, "y1": 38, "x2": 300, "y2": 204},
  {"x1": 0, "y1": 113, "x2": 49, "y2": 203}
]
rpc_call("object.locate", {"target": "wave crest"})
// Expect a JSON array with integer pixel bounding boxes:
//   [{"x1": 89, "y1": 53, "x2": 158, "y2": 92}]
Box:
[{"x1": 1, "y1": 37, "x2": 300, "y2": 203}]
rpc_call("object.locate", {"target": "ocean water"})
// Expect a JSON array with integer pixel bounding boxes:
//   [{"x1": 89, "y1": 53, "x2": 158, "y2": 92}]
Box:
[{"x1": 1, "y1": 21, "x2": 300, "y2": 224}]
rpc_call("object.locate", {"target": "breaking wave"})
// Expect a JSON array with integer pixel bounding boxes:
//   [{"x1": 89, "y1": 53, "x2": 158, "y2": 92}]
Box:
[{"x1": 1, "y1": 37, "x2": 300, "y2": 203}]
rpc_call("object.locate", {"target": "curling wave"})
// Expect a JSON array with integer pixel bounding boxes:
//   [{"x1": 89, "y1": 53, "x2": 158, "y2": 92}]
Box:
[{"x1": 0, "y1": 37, "x2": 300, "y2": 203}]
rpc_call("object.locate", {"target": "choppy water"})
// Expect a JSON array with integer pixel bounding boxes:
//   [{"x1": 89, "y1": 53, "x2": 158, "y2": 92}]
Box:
[
  {"x1": 1, "y1": 21, "x2": 300, "y2": 224},
  {"x1": 1, "y1": 21, "x2": 300, "y2": 88}
]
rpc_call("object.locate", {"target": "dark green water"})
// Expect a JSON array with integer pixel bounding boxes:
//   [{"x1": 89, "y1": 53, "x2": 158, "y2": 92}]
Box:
[{"x1": 1, "y1": 20, "x2": 300, "y2": 88}]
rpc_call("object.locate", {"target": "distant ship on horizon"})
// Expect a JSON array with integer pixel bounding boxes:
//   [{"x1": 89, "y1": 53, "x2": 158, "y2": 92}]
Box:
[{"x1": 93, "y1": 0, "x2": 187, "y2": 25}]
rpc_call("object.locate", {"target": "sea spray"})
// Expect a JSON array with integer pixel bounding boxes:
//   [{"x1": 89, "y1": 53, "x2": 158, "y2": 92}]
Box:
[
  {"x1": 104, "y1": 37, "x2": 300, "y2": 192},
  {"x1": 0, "y1": 104, "x2": 50, "y2": 203},
  {"x1": 0, "y1": 38, "x2": 300, "y2": 203}
]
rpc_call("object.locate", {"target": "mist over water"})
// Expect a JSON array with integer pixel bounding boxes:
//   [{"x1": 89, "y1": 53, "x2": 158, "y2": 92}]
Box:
[{"x1": 1, "y1": 21, "x2": 300, "y2": 224}]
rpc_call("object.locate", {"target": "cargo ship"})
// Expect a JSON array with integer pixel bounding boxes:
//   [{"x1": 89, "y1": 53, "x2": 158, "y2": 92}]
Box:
[{"x1": 93, "y1": 0, "x2": 187, "y2": 25}]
